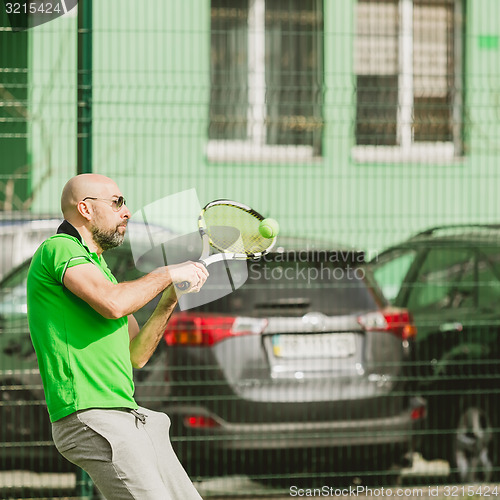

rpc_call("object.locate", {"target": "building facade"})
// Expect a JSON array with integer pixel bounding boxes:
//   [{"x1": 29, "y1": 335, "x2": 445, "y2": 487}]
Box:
[{"x1": 3, "y1": 0, "x2": 500, "y2": 253}]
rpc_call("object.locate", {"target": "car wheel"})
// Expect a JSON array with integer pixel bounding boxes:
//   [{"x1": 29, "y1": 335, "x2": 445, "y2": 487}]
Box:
[{"x1": 448, "y1": 396, "x2": 498, "y2": 483}]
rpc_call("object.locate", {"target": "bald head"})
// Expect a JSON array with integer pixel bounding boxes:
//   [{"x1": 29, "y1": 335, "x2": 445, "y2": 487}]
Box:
[{"x1": 61, "y1": 174, "x2": 120, "y2": 220}]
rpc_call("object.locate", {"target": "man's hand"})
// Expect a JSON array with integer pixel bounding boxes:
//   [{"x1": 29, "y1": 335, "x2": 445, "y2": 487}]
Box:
[{"x1": 167, "y1": 261, "x2": 209, "y2": 294}]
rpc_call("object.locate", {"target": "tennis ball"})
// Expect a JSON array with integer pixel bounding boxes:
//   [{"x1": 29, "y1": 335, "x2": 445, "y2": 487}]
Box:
[{"x1": 259, "y1": 218, "x2": 280, "y2": 239}]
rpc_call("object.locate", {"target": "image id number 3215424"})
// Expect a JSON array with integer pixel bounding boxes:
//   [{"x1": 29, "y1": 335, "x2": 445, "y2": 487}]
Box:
[{"x1": 4, "y1": 2, "x2": 63, "y2": 14}]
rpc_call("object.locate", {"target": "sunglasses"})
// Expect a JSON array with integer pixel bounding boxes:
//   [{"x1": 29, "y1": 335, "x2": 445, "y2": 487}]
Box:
[{"x1": 82, "y1": 196, "x2": 126, "y2": 212}]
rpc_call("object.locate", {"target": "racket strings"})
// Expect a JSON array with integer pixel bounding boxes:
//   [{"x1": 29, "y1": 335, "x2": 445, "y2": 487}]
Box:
[{"x1": 202, "y1": 204, "x2": 274, "y2": 255}]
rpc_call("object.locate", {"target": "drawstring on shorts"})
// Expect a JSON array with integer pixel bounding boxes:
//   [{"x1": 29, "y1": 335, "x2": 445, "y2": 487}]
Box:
[{"x1": 130, "y1": 409, "x2": 148, "y2": 427}]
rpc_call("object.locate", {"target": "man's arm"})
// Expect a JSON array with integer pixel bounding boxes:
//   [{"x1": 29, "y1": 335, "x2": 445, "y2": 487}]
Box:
[
  {"x1": 128, "y1": 285, "x2": 178, "y2": 368},
  {"x1": 63, "y1": 260, "x2": 207, "y2": 319}
]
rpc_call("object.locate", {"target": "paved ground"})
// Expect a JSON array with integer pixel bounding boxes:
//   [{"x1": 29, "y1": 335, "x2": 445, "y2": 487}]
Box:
[{"x1": 0, "y1": 455, "x2": 498, "y2": 499}]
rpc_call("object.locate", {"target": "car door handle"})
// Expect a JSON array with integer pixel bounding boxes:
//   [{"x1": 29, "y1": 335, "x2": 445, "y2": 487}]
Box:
[{"x1": 439, "y1": 322, "x2": 463, "y2": 332}]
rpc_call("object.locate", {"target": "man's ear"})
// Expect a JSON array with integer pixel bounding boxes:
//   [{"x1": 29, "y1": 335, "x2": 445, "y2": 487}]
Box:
[{"x1": 77, "y1": 200, "x2": 93, "y2": 221}]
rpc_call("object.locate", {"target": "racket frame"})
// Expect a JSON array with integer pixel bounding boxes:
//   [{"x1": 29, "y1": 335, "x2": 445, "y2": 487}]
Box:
[{"x1": 176, "y1": 199, "x2": 277, "y2": 290}]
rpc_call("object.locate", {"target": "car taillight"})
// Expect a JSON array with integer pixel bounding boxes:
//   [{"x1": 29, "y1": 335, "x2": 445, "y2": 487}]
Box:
[
  {"x1": 184, "y1": 415, "x2": 221, "y2": 428},
  {"x1": 164, "y1": 313, "x2": 268, "y2": 347},
  {"x1": 357, "y1": 308, "x2": 417, "y2": 340},
  {"x1": 410, "y1": 396, "x2": 427, "y2": 421},
  {"x1": 411, "y1": 405, "x2": 427, "y2": 421}
]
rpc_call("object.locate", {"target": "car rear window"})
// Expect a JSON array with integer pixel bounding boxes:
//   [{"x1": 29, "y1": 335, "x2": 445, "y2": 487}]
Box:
[{"x1": 195, "y1": 255, "x2": 378, "y2": 317}]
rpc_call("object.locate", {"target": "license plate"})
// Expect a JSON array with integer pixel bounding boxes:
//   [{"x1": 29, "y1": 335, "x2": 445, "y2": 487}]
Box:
[{"x1": 272, "y1": 333, "x2": 356, "y2": 359}]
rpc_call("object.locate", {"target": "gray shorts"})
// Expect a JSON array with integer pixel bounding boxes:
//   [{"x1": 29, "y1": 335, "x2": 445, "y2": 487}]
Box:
[{"x1": 52, "y1": 407, "x2": 203, "y2": 500}]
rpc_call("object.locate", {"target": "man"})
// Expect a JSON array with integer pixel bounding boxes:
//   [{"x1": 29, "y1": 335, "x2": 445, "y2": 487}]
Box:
[{"x1": 27, "y1": 174, "x2": 208, "y2": 499}]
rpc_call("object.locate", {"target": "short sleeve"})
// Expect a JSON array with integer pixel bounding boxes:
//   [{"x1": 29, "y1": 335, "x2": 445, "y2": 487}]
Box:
[{"x1": 40, "y1": 235, "x2": 93, "y2": 284}]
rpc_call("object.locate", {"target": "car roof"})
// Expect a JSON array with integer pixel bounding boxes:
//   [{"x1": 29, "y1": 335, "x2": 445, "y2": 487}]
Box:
[
  {"x1": 410, "y1": 223, "x2": 500, "y2": 241},
  {"x1": 0, "y1": 215, "x2": 62, "y2": 234},
  {"x1": 408, "y1": 228, "x2": 500, "y2": 247},
  {"x1": 374, "y1": 225, "x2": 500, "y2": 259}
]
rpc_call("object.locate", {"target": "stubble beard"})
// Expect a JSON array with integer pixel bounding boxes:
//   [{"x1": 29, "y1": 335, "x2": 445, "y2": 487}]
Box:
[{"x1": 91, "y1": 209, "x2": 126, "y2": 251}]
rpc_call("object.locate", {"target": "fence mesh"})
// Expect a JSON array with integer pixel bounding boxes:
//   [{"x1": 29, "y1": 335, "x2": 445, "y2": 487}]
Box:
[{"x1": 1, "y1": 0, "x2": 500, "y2": 498}]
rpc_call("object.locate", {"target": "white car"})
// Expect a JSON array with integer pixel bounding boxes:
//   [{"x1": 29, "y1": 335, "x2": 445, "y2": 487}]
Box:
[{"x1": 0, "y1": 215, "x2": 61, "y2": 280}]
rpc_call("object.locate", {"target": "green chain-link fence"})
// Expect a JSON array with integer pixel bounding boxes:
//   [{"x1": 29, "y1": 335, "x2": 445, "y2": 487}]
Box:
[{"x1": 1, "y1": 0, "x2": 500, "y2": 498}]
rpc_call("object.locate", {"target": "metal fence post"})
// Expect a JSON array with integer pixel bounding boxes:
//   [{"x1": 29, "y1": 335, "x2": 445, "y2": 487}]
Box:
[
  {"x1": 78, "y1": 0, "x2": 92, "y2": 175},
  {"x1": 77, "y1": 0, "x2": 94, "y2": 493}
]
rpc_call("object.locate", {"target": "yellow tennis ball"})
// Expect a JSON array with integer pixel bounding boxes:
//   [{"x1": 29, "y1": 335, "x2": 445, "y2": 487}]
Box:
[{"x1": 259, "y1": 218, "x2": 280, "y2": 239}]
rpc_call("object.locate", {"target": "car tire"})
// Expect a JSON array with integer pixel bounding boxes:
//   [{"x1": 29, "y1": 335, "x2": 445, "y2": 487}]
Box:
[{"x1": 447, "y1": 395, "x2": 498, "y2": 483}]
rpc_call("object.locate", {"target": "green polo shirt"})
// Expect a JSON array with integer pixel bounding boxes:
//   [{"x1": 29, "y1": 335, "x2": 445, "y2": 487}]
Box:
[{"x1": 27, "y1": 223, "x2": 138, "y2": 422}]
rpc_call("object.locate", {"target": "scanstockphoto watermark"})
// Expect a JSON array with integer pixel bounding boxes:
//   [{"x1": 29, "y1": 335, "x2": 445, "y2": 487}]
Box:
[
  {"x1": 290, "y1": 485, "x2": 432, "y2": 497},
  {"x1": 248, "y1": 261, "x2": 367, "y2": 284},
  {"x1": 290, "y1": 484, "x2": 500, "y2": 497},
  {"x1": 257, "y1": 249, "x2": 369, "y2": 265},
  {"x1": 249, "y1": 247, "x2": 373, "y2": 283}
]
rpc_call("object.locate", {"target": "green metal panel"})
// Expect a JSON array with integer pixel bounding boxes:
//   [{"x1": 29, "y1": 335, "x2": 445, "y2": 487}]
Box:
[
  {"x1": 26, "y1": 12, "x2": 76, "y2": 214},
  {"x1": 0, "y1": 6, "x2": 28, "y2": 209}
]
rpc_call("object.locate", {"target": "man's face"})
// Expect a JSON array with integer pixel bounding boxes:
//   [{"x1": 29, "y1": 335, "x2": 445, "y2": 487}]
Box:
[{"x1": 90, "y1": 205, "x2": 128, "y2": 251}]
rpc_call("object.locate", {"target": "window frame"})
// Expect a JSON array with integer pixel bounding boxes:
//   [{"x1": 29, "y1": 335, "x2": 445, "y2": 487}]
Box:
[
  {"x1": 352, "y1": 0, "x2": 465, "y2": 164},
  {"x1": 207, "y1": 0, "x2": 324, "y2": 164}
]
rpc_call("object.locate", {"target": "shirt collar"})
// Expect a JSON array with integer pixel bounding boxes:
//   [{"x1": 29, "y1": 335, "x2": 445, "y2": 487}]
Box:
[
  {"x1": 57, "y1": 220, "x2": 82, "y2": 241},
  {"x1": 56, "y1": 220, "x2": 109, "y2": 272}
]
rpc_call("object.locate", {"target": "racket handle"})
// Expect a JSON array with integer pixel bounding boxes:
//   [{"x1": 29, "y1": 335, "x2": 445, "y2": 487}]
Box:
[
  {"x1": 175, "y1": 281, "x2": 190, "y2": 291},
  {"x1": 174, "y1": 260, "x2": 207, "y2": 291}
]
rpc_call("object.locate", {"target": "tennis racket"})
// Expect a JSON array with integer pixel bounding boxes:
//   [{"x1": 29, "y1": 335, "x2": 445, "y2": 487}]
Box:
[{"x1": 175, "y1": 199, "x2": 278, "y2": 290}]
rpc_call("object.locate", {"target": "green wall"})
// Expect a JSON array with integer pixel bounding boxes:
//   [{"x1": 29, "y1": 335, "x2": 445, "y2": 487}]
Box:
[
  {"x1": 28, "y1": 9, "x2": 77, "y2": 212},
  {"x1": 27, "y1": 0, "x2": 500, "y2": 255},
  {"x1": 0, "y1": 7, "x2": 28, "y2": 209}
]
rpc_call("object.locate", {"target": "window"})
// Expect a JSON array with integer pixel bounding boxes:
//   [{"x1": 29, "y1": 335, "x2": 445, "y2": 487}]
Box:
[
  {"x1": 476, "y1": 248, "x2": 500, "y2": 311},
  {"x1": 354, "y1": 0, "x2": 464, "y2": 162},
  {"x1": 371, "y1": 249, "x2": 417, "y2": 302},
  {"x1": 198, "y1": 257, "x2": 377, "y2": 316},
  {"x1": 208, "y1": 0, "x2": 324, "y2": 162},
  {"x1": 406, "y1": 249, "x2": 474, "y2": 311}
]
